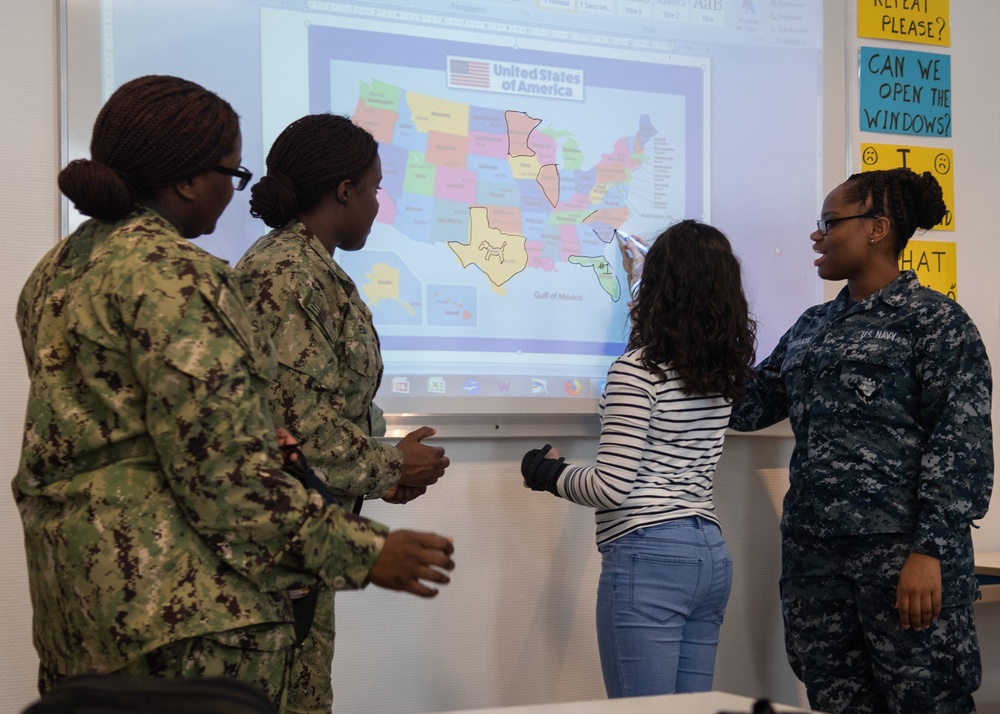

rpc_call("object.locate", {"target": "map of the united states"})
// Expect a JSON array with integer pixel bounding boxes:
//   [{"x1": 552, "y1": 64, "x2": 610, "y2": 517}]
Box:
[{"x1": 352, "y1": 79, "x2": 657, "y2": 306}]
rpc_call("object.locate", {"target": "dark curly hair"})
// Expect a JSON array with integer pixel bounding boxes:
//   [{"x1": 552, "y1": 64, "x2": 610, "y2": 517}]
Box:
[
  {"x1": 842, "y1": 167, "x2": 947, "y2": 254},
  {"x1": 627, "y1": 220, "x2": 756, "y2": 401},
  {"x1": 250, "y1": 114, "x2": 379, "y2": 228},
  {"x1": 57, "y1": 75, "x2": 240, "y2": 222}
]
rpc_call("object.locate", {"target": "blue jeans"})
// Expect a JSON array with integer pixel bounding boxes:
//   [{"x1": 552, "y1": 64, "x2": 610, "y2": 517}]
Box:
[{"x1": 596, "y1": 517, "x2": 733, "y2": 698}]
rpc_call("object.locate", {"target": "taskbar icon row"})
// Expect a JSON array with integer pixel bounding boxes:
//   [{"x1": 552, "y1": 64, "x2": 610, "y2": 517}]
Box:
[{"x1": 383, "y1": 375, "x2": 607, "y2": 398}]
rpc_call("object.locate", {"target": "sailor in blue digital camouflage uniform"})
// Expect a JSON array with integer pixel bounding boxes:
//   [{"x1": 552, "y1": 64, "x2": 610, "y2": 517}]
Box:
[{"x1": 730, "y1": 167, "x2": 992, "y2": 714}]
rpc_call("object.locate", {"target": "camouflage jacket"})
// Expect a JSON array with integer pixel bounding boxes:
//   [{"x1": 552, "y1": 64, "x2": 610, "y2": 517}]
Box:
[
  {"x1": 236, "y1": 221, "x2": 402, "y2": 506},
  {"x1": 731, "y1": 271, "x2": 993, "y2": 555},
  {"x1": 14, "y1": 208, "x2": 388, "y2": 676}
]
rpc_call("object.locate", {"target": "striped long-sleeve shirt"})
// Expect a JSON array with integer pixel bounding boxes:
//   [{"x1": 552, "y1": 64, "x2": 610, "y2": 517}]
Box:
[{"x1": 557, "y1": 348, "x2": 731, "y2": 545}]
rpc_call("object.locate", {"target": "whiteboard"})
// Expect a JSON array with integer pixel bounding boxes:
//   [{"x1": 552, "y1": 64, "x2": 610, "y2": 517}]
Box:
[{"x1": 62, "y1": 0, "x2": 827, "y2": 436}]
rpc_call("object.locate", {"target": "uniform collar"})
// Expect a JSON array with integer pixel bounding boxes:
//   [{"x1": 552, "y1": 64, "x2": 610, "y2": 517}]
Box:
[
  {"x1": 282, "y1": 219, "x2": 353, "y2": 280},
  {"x1": 132, "y1": 205, "x2": 182, "y2": 234},
  {"x1": 831, "y1": 270, "x2": 919, "y2": 316}
]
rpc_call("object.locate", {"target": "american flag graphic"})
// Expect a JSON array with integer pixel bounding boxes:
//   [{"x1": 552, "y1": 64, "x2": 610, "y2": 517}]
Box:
[{"x1": 449, "y1": 59, "x2": 491, "y2": 88}]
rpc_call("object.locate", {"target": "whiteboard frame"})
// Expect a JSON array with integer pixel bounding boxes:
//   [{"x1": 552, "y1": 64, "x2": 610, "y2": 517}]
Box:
[{"x1": 58, "y1": 0, "x2": 838, "y2": 439}]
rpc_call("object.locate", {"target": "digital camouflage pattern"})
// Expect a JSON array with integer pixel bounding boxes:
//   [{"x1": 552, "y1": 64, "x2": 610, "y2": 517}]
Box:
[
  {"x1": 236, "y1": 221, "x2": 404, "y2": 713},
  {"x1": 235, "y1": 221, "x2": 402, "y2": 507},
  {"x1": 731, "y1": 270, "x2": 992, "y2": 551},
  {"x1": 14, "y1": 208, "x2": 388, "y2": 684},
  {"x1": 731, "y1": 270, "x2": 992, "y2": 713},
  {"x1": 781, "y1": 533, "x2": 981, "y2": 714},
  {"x1": 283, "y1": 593, "x2": 335, "y2": 714}
]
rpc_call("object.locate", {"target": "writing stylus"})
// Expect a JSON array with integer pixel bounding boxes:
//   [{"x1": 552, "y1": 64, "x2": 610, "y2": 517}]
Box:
[{"x1": 616, "y1": 230, "x2": 649, "y2": 255}]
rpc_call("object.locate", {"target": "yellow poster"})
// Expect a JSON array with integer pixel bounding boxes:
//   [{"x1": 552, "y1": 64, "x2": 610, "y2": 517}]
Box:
[
  {"x1": 898, "y1": 239, "x2": 956, "y2": 300},
  {"x1": 858, "y1": 0, "x2": 950, "y2": 47},
  {"x1": 860, "y1": 143, "x2": 954, "y2": 230}
]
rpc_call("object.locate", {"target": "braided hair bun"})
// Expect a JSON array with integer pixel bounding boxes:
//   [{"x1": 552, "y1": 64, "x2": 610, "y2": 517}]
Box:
[
  {"x1": 843, "y1": 167, "x2": 947, "y2": 253},
  {"x1": 58, "y1": 75, "x2": 239, "y2": 222},
  {"x1": 250, "y1": 114, "x2": 378, "y2": 228}
]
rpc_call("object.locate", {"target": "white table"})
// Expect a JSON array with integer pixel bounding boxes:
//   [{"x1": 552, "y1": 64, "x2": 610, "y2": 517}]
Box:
[{"x1": 433, "y1": 691, "x2": 818, "y2": 714}]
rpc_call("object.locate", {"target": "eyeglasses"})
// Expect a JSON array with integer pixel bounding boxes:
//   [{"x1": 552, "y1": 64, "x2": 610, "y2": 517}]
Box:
[
  {"x1": 816, "y1": 214, "x2": 878, "y2": 236},
  {"x1": 212, "y1": 165, "x2": 253, "y2": 191}
]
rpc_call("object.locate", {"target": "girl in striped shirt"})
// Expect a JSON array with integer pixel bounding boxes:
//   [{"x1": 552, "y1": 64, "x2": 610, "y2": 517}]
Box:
[{"x1": 521, "y1": 220, "x2": 756, "y2": 698}]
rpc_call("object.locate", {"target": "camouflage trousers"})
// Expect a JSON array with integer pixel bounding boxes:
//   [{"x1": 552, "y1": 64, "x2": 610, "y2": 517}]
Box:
[
  {"x1": 286, "y1": 586, "x2": 335, "y2": 714},
  {"x1": 780, "y1": 532, "x2": 981, "y2": 714},
  {"x1": 39, "y1": 631, "x2": 294, "y2": 712}
]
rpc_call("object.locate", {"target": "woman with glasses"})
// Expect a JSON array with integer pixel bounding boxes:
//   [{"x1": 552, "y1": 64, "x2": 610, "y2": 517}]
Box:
[
  {"x1": 15, "y1": 75, "x2": 454, "y2": 709},
  {"x1": 236, "y1": 113, "x2": 451, "y2": 714},
  {"x1": 520, "y1": 220, "x2": 756, "y2": 698},
  {"x1": 731, "y1": 167, "x2": 991, "y2": 714}
]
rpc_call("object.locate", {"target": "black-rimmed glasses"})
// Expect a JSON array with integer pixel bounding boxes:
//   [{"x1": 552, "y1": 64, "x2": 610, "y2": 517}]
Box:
[
  {"x1": 816, "y1": 214, "x2": 878, "y2": 235},
  {"x1": 213, "y1": 165, "x2": 253, "y2": 191}
]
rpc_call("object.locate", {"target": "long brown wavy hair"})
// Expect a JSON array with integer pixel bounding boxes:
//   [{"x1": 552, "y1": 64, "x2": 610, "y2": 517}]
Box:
[{"x1": 627, "y1": 219, "x2": 756, "y2": 401}]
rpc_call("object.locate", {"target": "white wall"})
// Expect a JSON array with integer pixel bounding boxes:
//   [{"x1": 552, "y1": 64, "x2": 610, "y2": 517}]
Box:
[
  {"x1": 327, "y1": 434, "x2": 799, "y2": 713},
  {"x1": 1, "y1": 2, "x2": 999, "y2": 713},
  {"x1": 0, "y1": 0, "x2": 59, "y2": 708}
]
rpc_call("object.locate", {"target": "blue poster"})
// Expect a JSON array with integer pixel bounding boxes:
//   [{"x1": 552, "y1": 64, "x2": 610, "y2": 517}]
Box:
[{"x1": 859, "y1": 46, "x2": 951, "y2": 137}]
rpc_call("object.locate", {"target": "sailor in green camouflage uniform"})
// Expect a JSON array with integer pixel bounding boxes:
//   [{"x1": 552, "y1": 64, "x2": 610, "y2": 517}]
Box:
[
  {"x1": 731, "y1": 168, "x2": 992, "y2": 714},
  {"x1": 236, "y1": 114, "x2": 450, "y2": 713},
  {"x1": 14, "y1": 77, "x2": 454, "y2": 711}
]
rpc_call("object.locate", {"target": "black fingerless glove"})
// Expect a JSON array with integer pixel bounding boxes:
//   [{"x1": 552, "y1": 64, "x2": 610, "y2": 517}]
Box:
[{"x1": 520, "y1": 444, "x2": 567, "y2": 496}]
